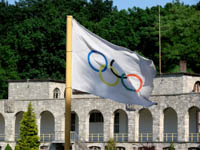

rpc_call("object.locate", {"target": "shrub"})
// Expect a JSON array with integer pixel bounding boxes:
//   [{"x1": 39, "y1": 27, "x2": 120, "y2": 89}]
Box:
[
  {"x1": 105, "y1": 138, "x2": 116, "y2": 150},
  {"x1": 5, "y1": 144, "x2": 12, "y2": 150}
]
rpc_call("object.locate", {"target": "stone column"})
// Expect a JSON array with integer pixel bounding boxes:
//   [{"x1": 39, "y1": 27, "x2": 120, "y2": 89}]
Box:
[
  {"x1": 152, "y1": 108, "x2": 164, "y2": 142},
  {"x1": 78, "y1": 111, "x2": 89, "y2": 141},
  {"x1": 178, "y1": 110, "x2": 189, "y2": 142},
  {"x1": 5, "y1": 113, "x2": 15, "y2": 141},
  {"x1": 54, "y1": 114, "x2": 64, "y2": 141},
  {"x1": 104, "y1": 112, "x2": 112, "y2": 142},
  {"x1": 134, "y1": 111, "x2": 139, "y2": 142},
  {"x1": 109, "y1": 113, "x2": 114, "y2": 139},
  {"x1": 36, "y1": 113, "x2": 41, "y2": 137},
  {"x1": 127, "y1": 111, "x2": 135, "y2": 142}
]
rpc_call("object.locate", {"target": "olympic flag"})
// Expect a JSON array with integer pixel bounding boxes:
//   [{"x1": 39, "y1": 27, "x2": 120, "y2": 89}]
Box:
[{"x1": 71, "y1": 19, "x2": 156, "y2": 107}]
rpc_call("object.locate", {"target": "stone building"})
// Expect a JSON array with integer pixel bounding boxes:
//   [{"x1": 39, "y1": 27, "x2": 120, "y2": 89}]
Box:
[{"x1": 0, "y1": 73, "x2": 200, "y2": 150}]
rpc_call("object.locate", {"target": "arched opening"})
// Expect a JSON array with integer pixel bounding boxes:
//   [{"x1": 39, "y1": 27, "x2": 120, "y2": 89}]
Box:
[
  {"x1": 40, "y1": 111, "x2": 55, "y2": 142},
  {"x1": 139, "y1": 109, "x2": 153, "y2": 142},
  {"x1": 89, "y1": 110, "x2": 104, "y2": 142},
  {"x1": 164, "y1": 108, "x2": 178, "y2": 142},
  {"x1": 15, "y1": 111, "x2": 24, "y2": 141},
  {"x1": 192, "y1": 81, "x2": 200, "y2": 92},
  {"x1": 53, "y1": 88, "x2": 60, "y2": 99},
  {"x1": 64, "y1": 88, "x2": 66, "y2": 98},
  {"x1": 0, "y1": 113, "x2": 5, "y2": 141},
  {"x1": 70, "y1": 112, "x2": 79, "y2": 141},
  {"x1": 89, "y1": 146, "x2": 101, "y2": 150},
  {"x1": 188, "y1": 147, "x2": 200, "y2": 150},
  {"x1": 116, "y1": 147, "x2": 126, "y2": 150},
  {"x1": 113, "y1": 109, "x2": 128, "y2": 142},
  {"x1": 189, "y1": 106, "x2": 200, "y2": 142}
]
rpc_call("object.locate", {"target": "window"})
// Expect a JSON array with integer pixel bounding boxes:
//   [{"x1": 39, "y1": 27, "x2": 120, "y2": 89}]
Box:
[
  {"x1": 89, "y1": 146, "x2": 101, "y2": 150},
  {"x1": 188, "y1": 148, "x2": 200, "y2": 150},
  {"x1": 71, "y1": 113, "x2": 75, "y2": 131},
  {"x1": 114, "y1": 112, "x2": 119, "y2": 133},
  {"x1": 90, "y1": 112, "x2": 103, "y2": 122},
  {"x1": 198, "y1": 111, "x2": 200, "y2": 133},
  {"x1": 40, "y1": 146, "x2": 48, "y2": 150},
  {"x1": 53, "y1": 88, "x2": 60, "y2": 99},
  {"x1": 116, "y1": 147, "x2": 125, "y2": 150},
  {"x1": 139, "y1": 147, "x2": 155, "y2": 150},
  {"x1": 192, "y1": 81, "x2": 200, "y2": 92}
]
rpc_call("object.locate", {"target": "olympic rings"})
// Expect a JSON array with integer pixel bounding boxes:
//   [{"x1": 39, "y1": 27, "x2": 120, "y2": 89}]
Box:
[
  {"x1": 87, "y1": 50, "x2": 143, "y2": 93},
  {"x1": 99, "y1": 64, "x2": 120, "y2": 87},
  {"x1": 88, "y1": 50, "x2": 108, "y2": 72}
]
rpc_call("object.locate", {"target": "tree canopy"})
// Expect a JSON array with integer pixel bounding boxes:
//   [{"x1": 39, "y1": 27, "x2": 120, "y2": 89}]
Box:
[{"x1": 0, "y1": 0, "x2": 199, "y2": 98}]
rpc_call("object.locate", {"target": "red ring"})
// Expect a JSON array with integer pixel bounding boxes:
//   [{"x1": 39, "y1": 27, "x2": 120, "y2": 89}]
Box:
[{"x1": 126, "y1": 74, "x2": 143, "y2": 92}]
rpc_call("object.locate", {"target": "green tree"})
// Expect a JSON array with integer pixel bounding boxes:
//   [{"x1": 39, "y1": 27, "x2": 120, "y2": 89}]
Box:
[
  {"x1": 105, "y1": 138, "x2": 116, "y2": 150},
  {"x1": 161, "y1": 2, "x2": 200, "y2": 73},
  {"x1": 169, "y1": 143, "x2": 175, "y2": 150},
  {"x1": 5, "y1": 144, "x2": 12, "y2": 150},
  {"x1": 15, "y1": 102, "x2": 40, "y2": 150}
]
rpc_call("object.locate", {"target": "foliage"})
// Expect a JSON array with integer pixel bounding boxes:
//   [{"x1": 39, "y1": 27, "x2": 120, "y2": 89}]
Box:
[
  {"x1": 5, "y1": 144, "x2": 12, "y2": 150},
  {"x1": 0, "y1": 0, "x2": 199, "y2": 98},
  {"x1": 169, "y1": 143, "x2": 175, "y2": 150},
  {"x1": 105, "y1": 138, "x2": 116, "y2": 150},
  {"x1": 15, "y1": 102, "x2": 40, "y2": 150}
]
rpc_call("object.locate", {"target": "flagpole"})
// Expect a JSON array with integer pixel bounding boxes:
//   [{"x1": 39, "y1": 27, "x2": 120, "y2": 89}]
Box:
[
  {"x1": 158, "y1": 0, "x2": 162, "y2": 74},
  {"x1": 65, "y1": 15, "x2": 73, "y2": 150}
]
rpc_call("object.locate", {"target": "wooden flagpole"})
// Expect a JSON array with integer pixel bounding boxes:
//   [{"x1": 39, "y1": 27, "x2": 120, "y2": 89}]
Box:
[
  {"x1": 65, "y1": 15, "x2": 73, "y2": 150},
  {"x1": 158, "y1": 0, "x2": 162, "y2": 74}
]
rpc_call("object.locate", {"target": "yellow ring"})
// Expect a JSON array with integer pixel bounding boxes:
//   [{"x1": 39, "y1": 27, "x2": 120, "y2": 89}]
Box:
[{"x1": 99, "y1": 64, "x2": 119, "y2": 87}]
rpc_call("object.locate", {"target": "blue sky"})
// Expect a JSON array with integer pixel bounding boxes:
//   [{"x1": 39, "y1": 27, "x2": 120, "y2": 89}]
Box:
[
  {"x1": 7, "y1": 0, "x2": 199, "y2": 9},
  {"x1": 113, "y1": 0, "x2": 199, "y2": 10}
]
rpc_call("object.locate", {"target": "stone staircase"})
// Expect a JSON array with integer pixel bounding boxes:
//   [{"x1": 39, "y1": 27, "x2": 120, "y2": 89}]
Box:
[{"x1": 71, "y1": 132, "x2": 89, "y2": 150}]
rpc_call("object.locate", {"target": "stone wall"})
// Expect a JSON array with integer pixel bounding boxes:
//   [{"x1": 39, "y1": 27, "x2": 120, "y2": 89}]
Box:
[{"x1": 0, "y1": 93, "x2": 200, "y2": 149}]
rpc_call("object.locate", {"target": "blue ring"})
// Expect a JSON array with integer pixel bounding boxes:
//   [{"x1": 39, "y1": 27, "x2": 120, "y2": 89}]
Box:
[{"x1": 88, "y1": 50, "x2": 108, "y2": 72}]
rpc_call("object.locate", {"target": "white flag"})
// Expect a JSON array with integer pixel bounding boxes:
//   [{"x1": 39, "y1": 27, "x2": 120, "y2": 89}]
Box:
[{"x1": 71, "y1": 19, "x2": 156, "y2": 107}]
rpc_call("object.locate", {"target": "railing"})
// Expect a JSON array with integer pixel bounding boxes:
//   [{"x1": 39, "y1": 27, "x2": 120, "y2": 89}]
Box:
[
  {"x1": 189, "y1": 133, "x2": 200, "y2": 142},
  {"x1": 139, "y1": 133, "x2": 153, "y2": 142},
  {"x1": 0, "y1": 134, "x2": 5, "y2": 141},
  {"x1": 70, "y1": 131, "x2": 79, "y2": 142},
  {"x1": 114, "y1": 133, "x2": 128, "y2": 142},
  {"x1": 89, "y1": 133, "x2": 104, "y2": 142},
  {"x1": 40, "y1": 134, "x2": 55, "y2": 142},
  {"x1": 164, "y1": 133, "x2": 178, "y2": 142}
]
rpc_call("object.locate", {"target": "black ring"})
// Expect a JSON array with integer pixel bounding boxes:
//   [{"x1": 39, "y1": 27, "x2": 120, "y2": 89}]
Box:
[{"x1": 110, "y1": 60, "x2": 127, "y2": 79}]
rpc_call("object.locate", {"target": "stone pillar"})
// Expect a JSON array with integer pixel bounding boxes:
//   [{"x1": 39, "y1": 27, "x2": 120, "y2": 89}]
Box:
[
  {"x1": 152, "y1": 108, "x2": 164, "y2": 142},
  {"x1": 127, "y1": 111, "x2": 135, "y2": 142},
  {"x1": 104, "y1": 112, "x2": 112, "y2": 142},
  {"x1": 54, "y1": 114, "x2": 64, "y2": 141},
  {"x1": 5, "y1": 113, "x2": 15, "y2": 141},
  {"x1": 78, "y1": 111, "x2": 89, "y2": 141},
  {"x1": 178, "y1": 111, "x2": 189, "y2": 142},
  {"x1": 109, "y1": 113, "x2": 114, "y2": 139},
  {"x1": 36, "y1": 113, "x2": 41, "y2": 136},
  {"x1": 134, "y1": 111, "x2": 139, "y2": 142}
]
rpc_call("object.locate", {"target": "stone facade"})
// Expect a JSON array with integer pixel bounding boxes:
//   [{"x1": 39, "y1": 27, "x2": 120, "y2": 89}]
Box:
[{"x1": 0, "y1": 73, "x2": 200, "y2": 150}]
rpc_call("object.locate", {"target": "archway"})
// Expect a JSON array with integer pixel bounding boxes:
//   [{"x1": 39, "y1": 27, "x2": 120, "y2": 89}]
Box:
[
  {"x1": 15, "y1": 111, "x2": 24, "y2": 141},
  {"x1": 89, "y1": 110, "x2": 104, "y2": 142},
  {"x1": 40, "y1": 111, "x2": 55, "y2": 142},
  {"x1": 164, "y1": 108, "x2": 178, "y2": 142},
  {"x1": 113, "y1": 109, "x2": 128, "y2": 142},
  {"x1": 0, "y1": 113, "x2": 5, "y2": 141},
  {"x1": 139, "y1": 109, "x2": 153, "y2": 142},
  {"x1": 189, "y1": 106, "x2": 200, "y2": 142}
]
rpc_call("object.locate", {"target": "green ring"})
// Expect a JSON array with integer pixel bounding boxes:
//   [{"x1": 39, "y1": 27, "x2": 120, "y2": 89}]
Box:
[{"x1": 121, "y1": 73, "x2": 136, "y2": 92}]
